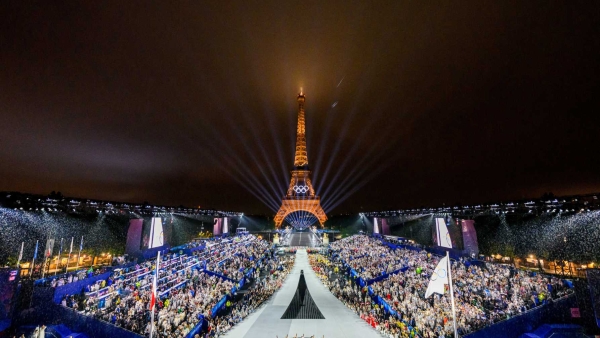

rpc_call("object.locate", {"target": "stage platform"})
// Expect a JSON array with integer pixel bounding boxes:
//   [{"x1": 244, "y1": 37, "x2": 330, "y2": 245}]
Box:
[
  {"x1": 222, "y1": 249, "x2": 380, "y2": 338},
  {"x1": 289, "y1": 232, "x2": 321, "y2": 247}
]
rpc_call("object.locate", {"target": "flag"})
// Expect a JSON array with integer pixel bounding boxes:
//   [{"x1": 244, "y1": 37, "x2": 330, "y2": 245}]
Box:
[
  {"x1": 425, "y1": 256, "x2": 449, "y2": 298},
  {"x1": 58, "y1": 238, "x2": 64, "y2": 257},
  {"x1": 45, "y1": 238, "x2": 55, "y2": 257},
  {"x1": 150, "y1": 272, "x2": 157, "y2": 310},
  {"x1": 18, "y1": 242, "x2": 24, "y2": 262},
  {"x1": 435, "y1": 218, "x2": 453, "y2": 249},
  {"x1": 69, "y1": 237, "x2": 74, "y2": 254},
  {"x1": 33, "y1": 240, "x2": 39, "y2": 260},
  {"x1": 150, "y1": 251, "x2": 160, "y2": 311}
]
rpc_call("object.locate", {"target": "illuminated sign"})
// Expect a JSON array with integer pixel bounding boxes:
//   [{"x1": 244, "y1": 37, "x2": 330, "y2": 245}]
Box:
[{"x1": 293, "y1": 185, "x2": 309, "y2": 194}]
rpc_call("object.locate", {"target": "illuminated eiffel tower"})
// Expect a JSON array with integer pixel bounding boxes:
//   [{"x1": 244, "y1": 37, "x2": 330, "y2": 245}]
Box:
[{"x1": 274, "y1": 90, "x2": 327, "y2": 228}]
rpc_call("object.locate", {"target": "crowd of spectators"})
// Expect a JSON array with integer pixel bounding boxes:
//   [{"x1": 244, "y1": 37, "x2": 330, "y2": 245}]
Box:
[
  {"x1": 309, "y1": 253, "x2": 409, "y2": 337},
  {"x1": 324, "y1": 235, "x2": 574, "y2": 338},
  {"x1": 208, "y1": 253, "x2": 295, "y2": 337},
  {"x1": 201, "y1": 236, "x2": 270, "y2": 281},
  {"x1": 329, "y1": 235, "x2": 408, "y2": 280},
  {"x1": 36, "y1": 266, "x2": 112, "y2": 288},
  {"x1": 62, "y1": 235, "x2": 274, "y2": 338}
]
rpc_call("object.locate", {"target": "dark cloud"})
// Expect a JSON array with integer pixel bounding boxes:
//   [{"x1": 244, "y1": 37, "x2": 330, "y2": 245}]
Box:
[{"x1": 1, "y1": 1, "x2": 599, "y2": 214}]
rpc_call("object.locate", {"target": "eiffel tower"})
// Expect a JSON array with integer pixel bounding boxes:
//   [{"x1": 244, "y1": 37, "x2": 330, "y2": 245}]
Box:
[{"x1": 274, "y1": 90, "x2": 327, "y2": 228}]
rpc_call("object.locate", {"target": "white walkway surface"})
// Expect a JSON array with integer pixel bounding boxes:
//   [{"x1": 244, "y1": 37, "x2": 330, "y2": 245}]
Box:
[{"x1": 222, "y1": 249, "x2": 380, "y2": 338}]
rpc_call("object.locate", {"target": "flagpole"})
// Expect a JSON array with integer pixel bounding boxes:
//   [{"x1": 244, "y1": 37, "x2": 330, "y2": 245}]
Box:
[
  {"x1": 42, "y1": 256, "x2": 48, "y2": 278},
  {"x1": 16, "y1": 242, "x2": 24, "y2": 270},
  {"x1": 55, "y1": 238, "x2": 63, "y2": 275},
  {"x1": 30, "y1": 240, "x2": 39, "y2": 277},
  {"x1": 150, "y1": 251, "x2": 161, "y2": 338},
  {"x1": 76, "y1": 236, "x2": 83, "y2": 270},
  {"x1": 446, "y1": 251, "x2": 458, "y2": 337},
  {"x1": 66, "y1": 237, "x2": 73, "y2": 273},
  {"x1": 41, "y1": 237, "x2": 49, "y2": 279}
]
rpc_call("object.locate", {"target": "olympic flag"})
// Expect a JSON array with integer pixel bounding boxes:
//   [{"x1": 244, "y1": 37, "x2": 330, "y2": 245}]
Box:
[{"x1": 425, "y1": 256, "x2": 449, "y2": 298}]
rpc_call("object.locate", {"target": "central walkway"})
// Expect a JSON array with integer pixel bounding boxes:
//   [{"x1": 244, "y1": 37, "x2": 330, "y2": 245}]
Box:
[{"x1": 223, "y1": 249, "x2": 380, "y2": 338}]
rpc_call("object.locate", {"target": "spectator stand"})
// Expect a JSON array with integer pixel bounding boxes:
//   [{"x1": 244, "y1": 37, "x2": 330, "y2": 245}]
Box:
[
  {"x1": 141, "y1": 245, "x2": 170, "y2": 260},
  {"x1": 185, "y1": 314, "x2": 208, "y2": 338},
  {"x1": 184, "y1": 237, "x2": 272, "y2": 338},
  {"x1": 171, "y1": 241, "x2": 207, "y2": 256},
  {"x1": 334, "y1": 249, "x2": 418, "y2": 335},
  {"x1": 327, "y1": 234, "x2": 576, "y2": 338},
  {"x1": 464, "y1": 294, "x2": 578, "y2": 338},
  {"x1": 28, "y1": 235, "x2": 277, "y2": 338},
  {"x1": 56, "y1": 251, "x2": 208, "y2": 334}
]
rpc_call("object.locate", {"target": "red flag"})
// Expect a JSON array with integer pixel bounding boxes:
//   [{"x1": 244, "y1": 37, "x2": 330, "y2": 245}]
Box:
[
  {"x1": 150, "y1": 251, "x2": 160, "y2": 312},
  {"x1": 150, "y1": 273, "x2": 157, "y2": 310}
]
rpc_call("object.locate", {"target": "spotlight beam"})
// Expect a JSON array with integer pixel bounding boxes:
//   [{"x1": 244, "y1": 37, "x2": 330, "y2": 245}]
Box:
[
  {"x1": 322, "y1": 121, "x2": 400, "y2": 210},
  {"x1": 321, "y1": 124, "x2": 390, "y2": 208}
]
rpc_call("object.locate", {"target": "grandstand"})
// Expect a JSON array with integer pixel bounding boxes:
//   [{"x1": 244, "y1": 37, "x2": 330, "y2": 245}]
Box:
[{"x1": 2, "y1": 192, "x2": 600, "y2": 337}]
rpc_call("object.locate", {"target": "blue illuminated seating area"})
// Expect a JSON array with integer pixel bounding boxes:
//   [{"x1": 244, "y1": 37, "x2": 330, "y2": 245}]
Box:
[
  {"x1": 43, "y1": 234, "x2": 274, "y2": 338},
  {"x1": 325, "y1": 235, "x2": 575, "y2": 338}
]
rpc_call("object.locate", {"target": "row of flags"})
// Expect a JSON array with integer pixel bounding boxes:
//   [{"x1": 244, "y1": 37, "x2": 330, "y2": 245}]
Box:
[
  {"x1": 21, "y1": 236, "x2": 83, "y2": 261},
  {"x1": 16, "y1": 237, "x2": 85, "y2": 277}
]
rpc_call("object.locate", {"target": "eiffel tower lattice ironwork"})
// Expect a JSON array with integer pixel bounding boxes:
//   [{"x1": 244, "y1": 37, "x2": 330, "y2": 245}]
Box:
[{"x1": 274, "y1": 90, "x2": 327, "y2": 228}]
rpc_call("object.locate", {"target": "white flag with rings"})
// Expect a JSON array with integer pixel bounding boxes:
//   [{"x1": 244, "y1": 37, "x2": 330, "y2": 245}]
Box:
[{"x1": 425, "y1": 256, "x2": 449, "y2": 298}]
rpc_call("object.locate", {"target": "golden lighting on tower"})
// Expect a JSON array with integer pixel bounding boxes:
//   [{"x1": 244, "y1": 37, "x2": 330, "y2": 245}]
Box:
[{"x1": 274, "y1": 90, "x2": 327, "y2": 228}]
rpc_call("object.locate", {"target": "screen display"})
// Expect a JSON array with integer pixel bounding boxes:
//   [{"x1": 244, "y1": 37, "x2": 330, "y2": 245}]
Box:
[
  {"x1": 149, "y1": 217, "x2": 164, "y2": 249},
  {"x1": 213, "y1": 218, "x2": 222, "y2": 235}
]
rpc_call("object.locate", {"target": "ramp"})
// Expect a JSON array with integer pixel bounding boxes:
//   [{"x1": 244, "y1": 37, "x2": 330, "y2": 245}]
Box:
[{"x1": 281, "y1": 270, "x2": 325, "y2": 319}]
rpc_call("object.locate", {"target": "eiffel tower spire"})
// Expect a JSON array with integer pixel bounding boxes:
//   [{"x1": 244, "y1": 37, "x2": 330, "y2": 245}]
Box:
[{"x1": 294, "y1": 89, "x2": 308, "y2": 168}]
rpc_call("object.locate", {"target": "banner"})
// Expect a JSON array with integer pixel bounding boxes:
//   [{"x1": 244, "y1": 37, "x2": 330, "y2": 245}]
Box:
[
  {"x1": 381, "y1": 218, "x2": 390, "y2": 235},
  {"x1": 373, "y1": 218, "x2": 380, "y2": 234},
  {"x1": 435, "y1": 218, "x2": 452, "y2": 249},
  {"x1": 126, "y1": 219, "x2": 144, "y2": 255},
  {"x1": 461, "y1": 220, "x2": 479, "y2": 256},
  {"x1": 213, "y1": 218, "x2": 222, "y2": 236},
  {"x1": 222, "y1": 217, "x2": 229, "y2": 234},
  {"x1": 149, "y1": 217, "x2": 164, "y2": 249}
]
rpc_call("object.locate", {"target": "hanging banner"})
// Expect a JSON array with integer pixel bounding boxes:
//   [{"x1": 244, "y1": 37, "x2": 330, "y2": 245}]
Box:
[
  {"x1": 126, "y1": 219, "x2": 144, "y2": 255},
  {"x1": 461, "y1": 220, "x2": 479, "y2": 256},
  {"x1": 436, "y1": 218, "x2": 453, "y2": 249},
  {"x1": 222, "y1": 217, "x2": 229, "y2": 234},
  {"x1": 213, "y1": 218, "x2": 222, "y2": 236},
  {"x1": 381, "y1": 218, "x2": 390, "y2": 235}
]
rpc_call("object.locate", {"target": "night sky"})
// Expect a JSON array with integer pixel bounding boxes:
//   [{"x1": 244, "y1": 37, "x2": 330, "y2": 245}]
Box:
[{"x1": 1, "y1": 2, "x2": 599, "y2": 214}]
